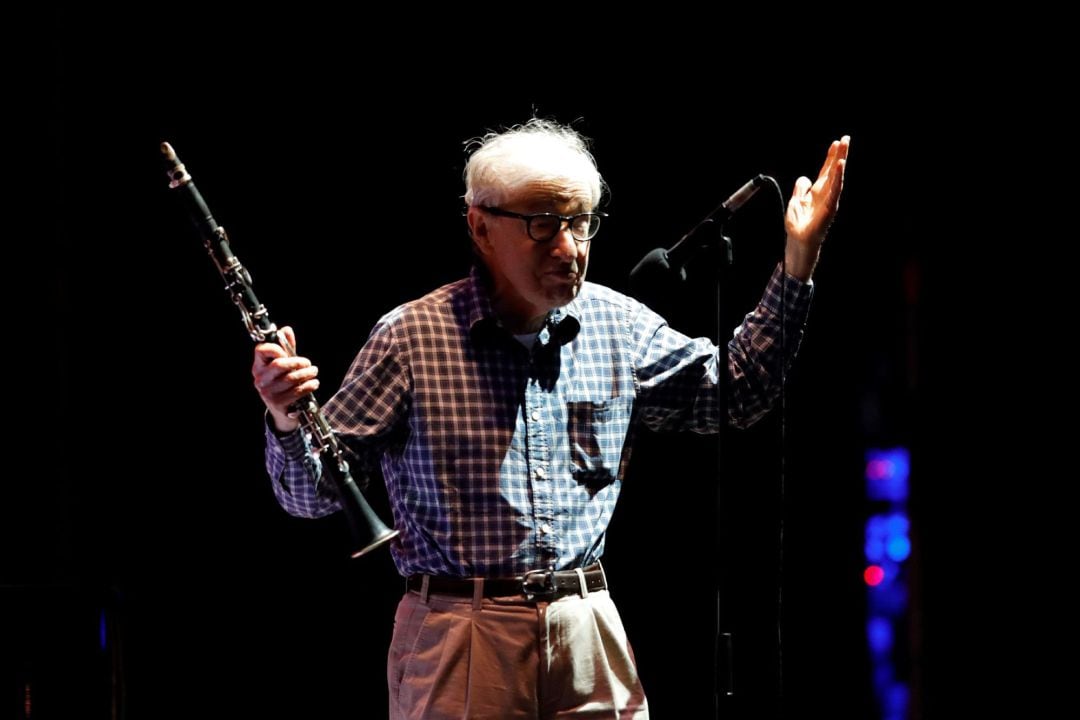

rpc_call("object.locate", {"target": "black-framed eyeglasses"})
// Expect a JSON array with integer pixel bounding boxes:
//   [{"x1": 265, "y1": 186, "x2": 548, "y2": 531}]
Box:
[{"x1": 478, "y1": 206, "x2": 607, "y2": 243}]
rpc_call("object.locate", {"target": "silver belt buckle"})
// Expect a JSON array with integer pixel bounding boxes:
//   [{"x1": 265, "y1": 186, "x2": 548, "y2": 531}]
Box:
[{"x1": 521, "y1": 569, "x2": 556, "y2": 601}]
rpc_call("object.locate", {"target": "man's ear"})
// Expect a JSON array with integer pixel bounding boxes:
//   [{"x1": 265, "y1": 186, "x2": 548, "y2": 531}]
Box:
[{"x1": 467, "y1": 206, "x2": 493, "y2": 255}]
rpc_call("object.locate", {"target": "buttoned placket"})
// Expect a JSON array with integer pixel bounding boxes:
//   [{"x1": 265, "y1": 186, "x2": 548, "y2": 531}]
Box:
[{"x1": 525, "y1": 321, "x2": 558, "y2": 569}]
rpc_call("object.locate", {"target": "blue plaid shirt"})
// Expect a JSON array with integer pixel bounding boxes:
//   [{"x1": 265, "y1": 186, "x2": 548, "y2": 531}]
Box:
[{"x1": 266, "y1": 264, "x2": 812, "y2": 578}]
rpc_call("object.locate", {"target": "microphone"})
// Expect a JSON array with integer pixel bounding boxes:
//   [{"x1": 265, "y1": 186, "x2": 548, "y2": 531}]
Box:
[{"x1": 630, "y1": 174, "x2": 766, "y2": 285}]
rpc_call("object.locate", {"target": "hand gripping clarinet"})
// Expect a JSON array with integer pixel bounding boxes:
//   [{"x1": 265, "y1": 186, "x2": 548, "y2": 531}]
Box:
[{"x1": 161, "y1": 142, "x2": 398, "y2": 558}]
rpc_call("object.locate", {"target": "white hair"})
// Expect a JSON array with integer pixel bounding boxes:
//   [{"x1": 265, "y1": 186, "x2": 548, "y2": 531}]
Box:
[{"x1": 463, "y1": 118, "x2": 605, "y2": 209}]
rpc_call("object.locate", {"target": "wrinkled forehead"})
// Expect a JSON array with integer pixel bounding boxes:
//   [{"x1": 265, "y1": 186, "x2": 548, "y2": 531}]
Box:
[{"x1": 502, "y1": 176, "x2": 593, "y2": 213}]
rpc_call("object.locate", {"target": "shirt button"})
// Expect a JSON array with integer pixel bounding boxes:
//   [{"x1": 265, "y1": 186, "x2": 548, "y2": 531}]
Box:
[
  {"x1": 530, "y1": 409, "x2": 541, "y2": 421},
  {"x1": 535, "y1": 467, "x2": 547, "y2": 480},
  {"x1": 540, "y1": 523, "x2": 553, "y2": 535}
]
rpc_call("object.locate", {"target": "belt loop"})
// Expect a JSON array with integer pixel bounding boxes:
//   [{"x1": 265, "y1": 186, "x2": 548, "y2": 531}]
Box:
[
  {"x1": 472, "y1": 578, "x2": 483, "y2": 610},
  {"x1": 598, "y1": 560, "x2": 608, "y2": 591},
  {"x1": 574, "y1": 567, "x2": 589, "y2": 598},
  {"x1": 420, "y1": 575, "x2": 431, "y2": 605}
]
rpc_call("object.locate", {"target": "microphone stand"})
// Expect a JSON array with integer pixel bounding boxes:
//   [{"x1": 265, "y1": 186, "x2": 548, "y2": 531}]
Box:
[
  {"x1": 631, "y1": 218, "x2": 737, "y2": 718},
  {"x1": 713, "y1": 227, "x2": 735, "y2": 719},
  {"x1": 629, "y1": 176, "x2": 769, "y2": 719},
  {"x1": 656, "y1": 219, "x2": 738, "y2": 720}
]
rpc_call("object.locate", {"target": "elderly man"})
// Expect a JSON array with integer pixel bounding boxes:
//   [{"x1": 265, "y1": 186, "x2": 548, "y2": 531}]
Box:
[{"x1": 254, "y1": 118, "x2": 848, "y2": 719}]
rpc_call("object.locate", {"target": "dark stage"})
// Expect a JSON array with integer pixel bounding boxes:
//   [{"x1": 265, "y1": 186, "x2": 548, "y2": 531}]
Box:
[{"x1": 6, "y1": 9, "x2": 1049, "y2": 719}]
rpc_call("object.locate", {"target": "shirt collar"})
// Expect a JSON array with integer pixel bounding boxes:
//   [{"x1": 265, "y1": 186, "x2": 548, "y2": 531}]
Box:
[{"x1": 466, "y1": 265, "x2": 581, "y2": 346}]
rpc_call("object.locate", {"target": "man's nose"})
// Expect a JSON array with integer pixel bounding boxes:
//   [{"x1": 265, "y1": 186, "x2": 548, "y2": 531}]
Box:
[{"x1": 549, "y1": 223, "x2": 580, "y2": 261}]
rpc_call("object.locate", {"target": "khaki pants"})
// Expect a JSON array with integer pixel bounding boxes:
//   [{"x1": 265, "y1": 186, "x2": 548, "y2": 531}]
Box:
[{"x1": 388, "y1": 587, "x2": 649, "y2": 719}]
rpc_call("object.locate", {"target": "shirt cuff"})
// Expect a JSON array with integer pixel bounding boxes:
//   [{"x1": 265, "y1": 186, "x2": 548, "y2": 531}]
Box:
[
  {"x1": 768, "y1": 262, "x2": 815, "y2": 317},
  {"x1": 263, "y1": 412, "x2": 308, "y2": 459}
]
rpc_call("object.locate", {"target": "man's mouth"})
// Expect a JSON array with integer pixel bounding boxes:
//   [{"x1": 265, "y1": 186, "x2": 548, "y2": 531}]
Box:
[{"x1": 547, "y1": 263, "x2": 580, "y2": 277}]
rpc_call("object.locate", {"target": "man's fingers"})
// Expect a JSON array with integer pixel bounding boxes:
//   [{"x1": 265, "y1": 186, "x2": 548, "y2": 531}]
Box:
[
  {"x1": 792, "y1": 175, "x2": 813, "y2": 201},
  {"x1": 279, "y1": 325, "x2": 297, "y2": 354},
  {"x1": 254, "y1": 341, "x2": 288, "y2": 362},
  {"x1": 272, "y1": 356, "x2": 312, "y2": 372},
  {"x1": 285, "y1": 365, "x2": 319, "y2": 384},
  {"x1": 822, "y1": 137, "x2": 850, "y2": 194},
  {"x1": 815, "y1": 136, "x2": 851, "y2": 185},
  {"x1": 255, "y1": 349, "x2": 304, "y2": 379},
  {"x1": 258, "y1": 364, "x2": 318, "y2": 391},
  {"x1": 816, "y1": 139, "x2": 839, "y2": 180},
  {"x1": 266, "y1": 378, "x2": 320, "y2": 410},
  {"x1": 294, "y1": 379, "x2": 320, "y2": 396},
  {"x1": 829, "y1": 158, "x2": 847, "y2": 208},
  {"x1": 254, "y1": 326, "x2": 299, "y2": 364},
  {"x1": 254, "y1": 357, "x2": 316, "y2": 405},
  {"x1": 267, "y1": 376, "x2": 319, "y2": 396}
]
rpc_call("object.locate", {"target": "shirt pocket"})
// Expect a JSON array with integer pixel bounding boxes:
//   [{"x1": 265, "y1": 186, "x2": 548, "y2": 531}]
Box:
[{"x1": 566, "y1": 395, "x2": 634, "y2": 488}]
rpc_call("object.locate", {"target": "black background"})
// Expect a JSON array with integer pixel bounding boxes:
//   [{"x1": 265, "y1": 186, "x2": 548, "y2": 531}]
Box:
[{"x1": 5, "y1": 8, "x2": 1055, "y2": 719}]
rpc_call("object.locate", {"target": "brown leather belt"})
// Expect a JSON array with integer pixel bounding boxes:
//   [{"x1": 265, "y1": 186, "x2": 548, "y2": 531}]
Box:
[{"x1": 406, "y1": 563, "x2": 607, "y2": 601}]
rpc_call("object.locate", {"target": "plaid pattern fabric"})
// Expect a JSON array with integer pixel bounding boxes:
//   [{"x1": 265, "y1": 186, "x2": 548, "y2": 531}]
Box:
[{"x1": 266, "y1": 263, "x2": 812, "y2": 577}]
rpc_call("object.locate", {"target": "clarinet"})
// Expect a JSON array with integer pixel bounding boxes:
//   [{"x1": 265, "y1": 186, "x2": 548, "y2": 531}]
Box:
[{"x1": 161, "y1": 142, "x2": 398, "y2": 558}]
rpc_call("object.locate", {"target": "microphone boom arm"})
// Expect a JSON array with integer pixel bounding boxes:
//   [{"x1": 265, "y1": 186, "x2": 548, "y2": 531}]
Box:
[{"x1": 675, "y1": 173, "x2": 767, "y2": 264}]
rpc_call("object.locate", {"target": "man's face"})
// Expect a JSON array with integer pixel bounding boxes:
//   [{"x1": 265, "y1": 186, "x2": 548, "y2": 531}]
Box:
[{"x1": 469, "y1": 177, "x2": 593, "y2": 330}]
